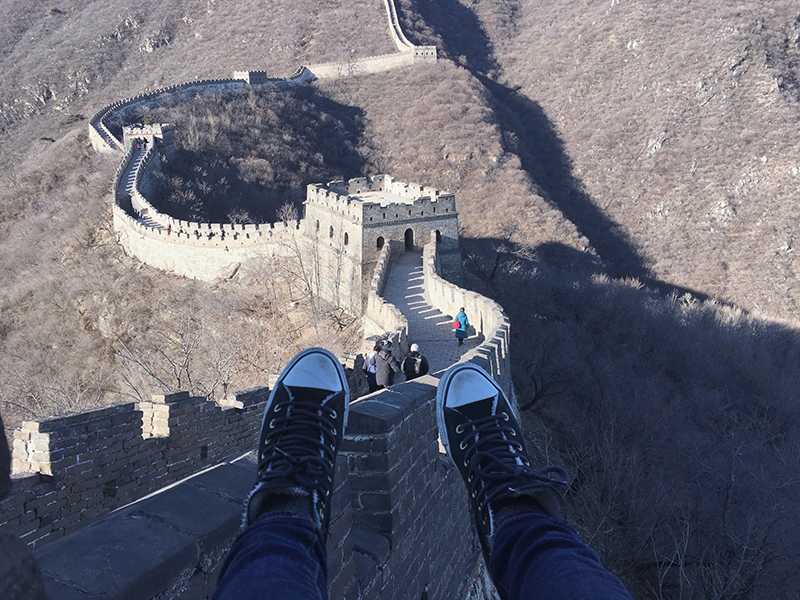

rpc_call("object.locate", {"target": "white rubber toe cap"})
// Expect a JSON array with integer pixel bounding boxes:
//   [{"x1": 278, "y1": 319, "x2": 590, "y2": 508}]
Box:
[
  {"x1": 284, "y1": 351, "x2": 344, "y2": 392},
  {"x1": 445, "y1": 367, "x2": 499, "y2": 409}
]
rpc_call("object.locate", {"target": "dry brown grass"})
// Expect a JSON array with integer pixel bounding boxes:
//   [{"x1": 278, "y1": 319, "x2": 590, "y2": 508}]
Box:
[
  {"x1": 125, "y1": 85, "x2": 377, "y2": 223},
  {"x1": 1, "y1": 2, "x2": 799, "y2": 596}
]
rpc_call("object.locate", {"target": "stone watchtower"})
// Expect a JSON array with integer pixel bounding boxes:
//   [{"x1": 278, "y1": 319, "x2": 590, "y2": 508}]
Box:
[
  {"x1": 122, "y1": 123, "x2": 176, "y2": 155},
  {"x1": 303, "y1": 175, "x2": 460, "y2": 314}
]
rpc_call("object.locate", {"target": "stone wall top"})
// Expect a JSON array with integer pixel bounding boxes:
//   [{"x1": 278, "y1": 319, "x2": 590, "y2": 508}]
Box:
[
  {"x1": 0, "y1": 389, "x2": 267, "y2": 548},
  {"x1": 306, "y1": 175, "x2": 456, "y2": 225},
  {"x1": 423, "y1": 233, "x2": 512, "y2": 397},
  {"x1": 28, "y1": 378, "x2": 481, "y2": 600}
]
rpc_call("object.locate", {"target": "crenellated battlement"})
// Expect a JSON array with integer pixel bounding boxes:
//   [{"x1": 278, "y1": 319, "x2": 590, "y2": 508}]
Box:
[
  {"x1": 305, "y1": 175, "x2": 457, "y2": 225},
  {"x1": 232, "y1": 70, "x2": 270, "y2": 85},
  {"x1": 85, "y1": 0, "x2": 441, "y2": 300},
  {"x1": 2, "y1": 389, "x2": 267, "y2": 547}
]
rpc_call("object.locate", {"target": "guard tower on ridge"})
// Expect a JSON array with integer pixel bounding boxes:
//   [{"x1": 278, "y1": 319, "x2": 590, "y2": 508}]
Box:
[{"x1": 303, "y1": 175, "x2": 460, "y2": 314}]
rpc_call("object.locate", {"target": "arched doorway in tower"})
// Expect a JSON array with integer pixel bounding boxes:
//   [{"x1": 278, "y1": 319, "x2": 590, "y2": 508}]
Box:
[
  {"x1": 404, "y1": 228, "x2": 414, "y2": 251},
  {"x1": 376, "y1": 236, "x2": 385, "y2": 250},
  {"x1": 435, "y1": 230, "x2": 442, "y2": 243}
]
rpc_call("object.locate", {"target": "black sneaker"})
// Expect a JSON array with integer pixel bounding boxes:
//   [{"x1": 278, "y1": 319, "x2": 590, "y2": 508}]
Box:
[
  {"x1": 436, "y1": 362, "x2": 567, "y2": 561},
  {"x1": 244, "y1": 347, "x2": 349, "y2": 539}
]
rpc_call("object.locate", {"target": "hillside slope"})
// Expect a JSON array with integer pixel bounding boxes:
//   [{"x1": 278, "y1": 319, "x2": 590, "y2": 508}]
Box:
[
  {"x1": 1, "y1": 2, "x2": 799, "y2": 597},
  {"x1": 398, "y1": 0, "x2": 800, "y2": 317},
  {"x1": 0, "y1": 0, "x2": 390, "y2": 427},
  {"x1": 0, "y1": 0, "x2": 392, "y2": 147},
  {"x1": 323, "y1": 53, "x2": 800, "y2": 600}
]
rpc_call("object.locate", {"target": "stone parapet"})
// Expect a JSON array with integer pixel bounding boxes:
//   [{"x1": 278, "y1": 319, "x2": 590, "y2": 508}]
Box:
[
  {"x1": 422, "y1": 233, "x2": 512, "y2": 396},
  {"x1": 26, "y1": 379, "x2": 482, "y2": 600},
  {"x1": 0, "y1": 389, "x2": 267, "y2": 548},
  {"x1": 383, "y1": 0, "x2": 415, "y2": 51},
  {"x1": 112, "y1": 206, "x2": 296, "y2": 281},
  {"x1": 306, "y1": 50, "x2": 416, "y2": 80}
]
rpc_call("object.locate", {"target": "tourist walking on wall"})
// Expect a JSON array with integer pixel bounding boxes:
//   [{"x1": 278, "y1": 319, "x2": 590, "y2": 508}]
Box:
[
  {"x1": 375, "y1": 341, "x2": 401, "y2": 389},
  {"x1": 214, "y1": 347, "x2": 633, "y2": 600},
  {"x1": 454, "y1": 307, "x2": 469, "y2": 346},
  {"x1": 363, "y1": 341, "x2": 381, "y2": 393},
  {"x1": 401, "y1": 343, "x2": 429, "y2": 381}
]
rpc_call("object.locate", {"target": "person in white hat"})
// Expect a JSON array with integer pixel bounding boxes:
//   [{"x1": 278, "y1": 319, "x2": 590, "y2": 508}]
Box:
[{"x1": 402, "y1": 343, "x2": 430, "y2": 381}]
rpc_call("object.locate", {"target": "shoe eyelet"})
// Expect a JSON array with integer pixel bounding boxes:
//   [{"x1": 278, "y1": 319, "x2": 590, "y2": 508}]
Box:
[
  {"x1": 459, "y1": 440, "x2": 468, "y2": 450},
  {"x1": 502, "y1": 412, "x2": 509, "y2": 421},
  {"x1": 471, "y1": 491, "x2": 477, "y2": 498},
  {"x1": 510, "y1": 430, "x2": 517, "y2": 437},
  {"x1": 269, "y1": 419, "x2": 277, "y2": 429},
  {"x1": 273, "y1": 404, "x2": 283, "y2": 412},
  {"x1": 463, "y1": 459, "x2": 469, "y2": 468},
  {"x1": 455, "y1": 424, "x2": 464, "y2": 434},
  {"x1": 329, "y1": 409, "x2": 337, "y2": 419}
]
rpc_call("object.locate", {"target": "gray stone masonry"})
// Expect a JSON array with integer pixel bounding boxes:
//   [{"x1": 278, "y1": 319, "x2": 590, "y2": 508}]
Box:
[
  {"x1": 17, "y1": 379, "x2": 483, "y2": 600},
  {"x1": 341, "y1": 376, "x2": 481, "y2": 600},
  {"x1": 1, "y1": 411, "x2": 47, "y2": 600},
  {"x1": 0, "y1": 389, "x2": 266, "y2": 549}
]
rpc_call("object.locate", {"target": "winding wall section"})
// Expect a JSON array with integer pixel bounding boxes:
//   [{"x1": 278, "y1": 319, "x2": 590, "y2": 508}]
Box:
[
  {"x1": 89, "y1": 0, "x2": 437, "y2": 283},
  {"x1": 0, "y1": 5, "x2": 512, "y2": 598}
]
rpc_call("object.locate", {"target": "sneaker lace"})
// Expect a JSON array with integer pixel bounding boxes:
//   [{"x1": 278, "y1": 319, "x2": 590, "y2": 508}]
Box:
[
  {"x1": 457, "y1": 412, "x2": 567, "y2": 517},
  {"x1": 258, "y1": 387, "x2": 339, "y2": 501}
]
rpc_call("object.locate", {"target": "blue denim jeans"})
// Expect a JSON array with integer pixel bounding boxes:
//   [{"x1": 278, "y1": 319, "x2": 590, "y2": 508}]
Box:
[
  {"x1": 214, "y1": 513, "x2": 327, "y2": 600},
  {"x1": 492, "y1": 511, "x2": 632, "y2": 600},
  {"x1": 214, "y1": 510, "x2": 632, "y2": 600}
]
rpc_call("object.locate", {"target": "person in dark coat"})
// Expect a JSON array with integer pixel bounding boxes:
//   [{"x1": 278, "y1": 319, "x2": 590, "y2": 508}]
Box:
[
  {"x1": 401, "y1": 343, "x2": 430, "y2": 381},
  {"x1": 375, "y1": 341, "x2": 401, "y2": 389},
  {"x1": 454, "y1": 307, "x2": 470, "y2": 346}
]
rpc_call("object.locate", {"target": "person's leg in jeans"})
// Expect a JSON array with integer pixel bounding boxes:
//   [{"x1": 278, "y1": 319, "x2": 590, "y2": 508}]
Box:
[
  {"x1": 436, "y1": 363, "x2": 633, "y2": 600},
  {"x1": 214, "y1": 348, "x2": 350, "y2": 600}
]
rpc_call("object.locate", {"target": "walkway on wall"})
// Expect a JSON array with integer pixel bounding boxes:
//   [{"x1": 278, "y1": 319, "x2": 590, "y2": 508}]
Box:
[
  {"x1": 122, "y1": 143, "x2": 163, "y2": 229},
  {"x1": 382, "y1": 251, "x2": 481, "y2": 373}
]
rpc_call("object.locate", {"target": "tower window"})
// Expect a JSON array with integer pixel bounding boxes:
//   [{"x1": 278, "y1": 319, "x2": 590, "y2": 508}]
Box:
[
  {"x1": 329, "y1": 226, "x2": 334, "y2": 238},
  {"x1": 344, "y1": 232, "x2": 349, "y2": 246}
]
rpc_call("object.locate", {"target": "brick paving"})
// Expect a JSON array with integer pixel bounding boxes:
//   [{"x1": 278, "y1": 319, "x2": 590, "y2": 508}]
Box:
[{"x1": 382, "y1": 251, "x2": 481, "y2": 374}]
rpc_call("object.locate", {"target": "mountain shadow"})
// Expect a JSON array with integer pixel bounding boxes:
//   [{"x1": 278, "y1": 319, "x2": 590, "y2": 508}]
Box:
[
  {"x1": 460, "y1": 236, "x2": 800, "y2": 598},
  {"x1": 397, "y1": 0, "x2": 651, "y2": 281}
]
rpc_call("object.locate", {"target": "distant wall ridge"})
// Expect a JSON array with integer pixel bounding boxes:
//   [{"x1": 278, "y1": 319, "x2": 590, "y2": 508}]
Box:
[{"x1": 89, "y1": 0, "x2": 438, "y2": 290}]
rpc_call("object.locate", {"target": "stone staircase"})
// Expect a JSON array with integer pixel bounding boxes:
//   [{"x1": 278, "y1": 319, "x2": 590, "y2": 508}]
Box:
[
  {"x1": 124, "y1": 143, "x2": 146, "y2": 196},
  {"x1": 123, "y1": 142, "x2": 163, "y2": 230},
  {"x1": 382, "y1": 251, "x2": 482, "y2": 373}
]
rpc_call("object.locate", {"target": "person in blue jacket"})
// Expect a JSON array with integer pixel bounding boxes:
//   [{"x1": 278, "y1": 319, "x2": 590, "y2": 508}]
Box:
[{"x1": 454, "y1": 307, "x2": 469, "y2": 346}]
